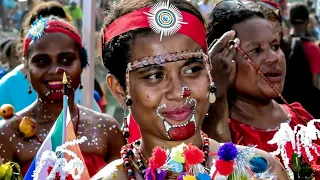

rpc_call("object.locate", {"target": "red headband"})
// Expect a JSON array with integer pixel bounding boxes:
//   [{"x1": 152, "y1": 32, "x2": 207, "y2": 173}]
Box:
[
  {"x1": 103, "y1": 6, "x2": 207, "y2": 52},
  {"x1": 23, "y1": 20, "x2": 82, "y2": 57}
]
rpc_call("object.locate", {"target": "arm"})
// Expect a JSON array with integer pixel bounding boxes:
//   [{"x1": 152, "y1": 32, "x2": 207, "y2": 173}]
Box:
[
  {"x1": 0, "y1": 121, "x2": 15, "y2": 163},
  {"x1": 303, "y1": 42, "x2": 320, "y2": 89},
  {"x1": 105, "y1": 117, "x2": 125, "y2": 163},
  {"x1": 91, "y1": 159, "x2": 127, "y2": 180}
]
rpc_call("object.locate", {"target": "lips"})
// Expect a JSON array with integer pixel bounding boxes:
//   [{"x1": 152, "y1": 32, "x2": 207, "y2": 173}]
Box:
[
  {"x1": 263, "y1": 70, "x2": 283, "y2": 83},
  {"x1": 162, "y1": 107, "x2": 193, "y2": 122},
  {"x1": 46, "y1": 80, "x2": 63, "y2": 90}
]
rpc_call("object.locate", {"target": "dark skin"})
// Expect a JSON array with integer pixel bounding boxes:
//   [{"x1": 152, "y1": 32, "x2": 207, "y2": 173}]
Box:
[
  {"x1": 205, "y1": 17, "x2": 288, "y2": 140},
  {"x1": 0, "y1": 33, "x2": 124, "y2": 167},
  {"x1": 99, "y1": 33, "x2": 288, "y2": 179},
  {"x1": 230, "y1": 17, "x2": 288, "y2": 129}
]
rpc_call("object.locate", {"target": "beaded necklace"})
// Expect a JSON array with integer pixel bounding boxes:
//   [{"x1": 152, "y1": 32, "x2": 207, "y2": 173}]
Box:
[{"x1": 120, "y1": 132, "x2": 210, "y2": 180}]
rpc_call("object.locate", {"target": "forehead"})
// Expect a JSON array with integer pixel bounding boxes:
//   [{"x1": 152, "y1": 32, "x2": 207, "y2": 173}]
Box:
[
  {"x1": 233, "y1": 17, "x2": 275, "y2": 42},
  {"x1": 28, "y1": 33, "x2": 78, "y2": 57},
  {"x1": 129, "y1": 33, "x2": 202, "y2": 61}
]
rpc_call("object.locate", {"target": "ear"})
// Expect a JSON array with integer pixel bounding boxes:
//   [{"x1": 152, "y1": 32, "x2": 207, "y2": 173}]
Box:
[{"x1": 106, "y1": 74, "x2": 126, "y2": 107}]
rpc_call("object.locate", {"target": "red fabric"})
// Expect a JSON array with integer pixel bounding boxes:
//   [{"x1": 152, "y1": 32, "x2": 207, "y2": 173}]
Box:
[
  {"x1": 229, "y1": 102, "x2": 320, "y2": 178},
  {"x1": 128, "y1": 114, "x2": 141, "y2": 143},
  {"x1": 20, "y1": 152, "x2": 107, "y2": 178},
  {"x1": 229, "y1": 102, "x2": 314, "y2": 152},
  {"x1": 103, "y1": 6, "x2": 207, "y2": 52},
  {"x1": 23, "y1": 20, "x2": 82, "y2": 56},
  {"x1": 302, "y1": 41, "x2": 320, "y2": 74}
]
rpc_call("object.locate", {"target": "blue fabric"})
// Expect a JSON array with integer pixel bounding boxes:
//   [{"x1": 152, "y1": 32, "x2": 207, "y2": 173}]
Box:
[
  {"x1": 0, "y1": 68, "x2": 7, "y2": 79},
  {"x1": 0, "y1": 64, "x2": 101, "y2": 120},
  {"x1": 94, "y1": 90, "x2": 101, "y2": 102},
  {"x1": 2, "y1": 0, "x2": 15, "y2": 8}
]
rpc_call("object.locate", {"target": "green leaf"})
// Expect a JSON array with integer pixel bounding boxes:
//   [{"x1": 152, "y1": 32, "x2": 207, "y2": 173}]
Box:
[{"x1": 292, "y1": 153, "x2": 302, "y2": 172}]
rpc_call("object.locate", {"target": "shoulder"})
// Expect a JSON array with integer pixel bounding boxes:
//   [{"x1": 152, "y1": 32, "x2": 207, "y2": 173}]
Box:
[
  {"x1": 282, "y1": 102, "x2": 314, "y2": 122},
  {"x1": 78, "y1": 105, "x2": 118, "y2": 125},
  {"x1": 91, "y1": 159, "x2": 127, "y2": 180}
]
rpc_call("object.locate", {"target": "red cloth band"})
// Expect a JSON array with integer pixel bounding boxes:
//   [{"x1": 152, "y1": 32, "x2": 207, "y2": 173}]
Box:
[
  {"x1": 103, "y1": 6, "x2": 207, "y2": 52},
  {"x1": 23, "y1": 20, "x2": 82, "y2": 57}
]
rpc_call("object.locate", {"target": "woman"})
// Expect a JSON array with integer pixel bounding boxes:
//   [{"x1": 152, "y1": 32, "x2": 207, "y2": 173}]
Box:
[
  {"x1": 0, "y1": 15, "x2": 124, "y2": 177},
  {"x1": 0, "y1": 1, "x2": 102, "y2": 118},
  {"x1": 93, "y1": 0, "x2": 288, "y2": 179},
  {"x1": 206, "y1": 0, "x2": 315, "y2": 172}
]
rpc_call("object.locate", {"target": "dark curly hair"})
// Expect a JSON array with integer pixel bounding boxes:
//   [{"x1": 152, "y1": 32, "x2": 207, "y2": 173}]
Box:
[
  {"x1": 100, "y1": 0, "x2": 204, "y2": 88},
  {"x1": 207, "y1": 8, "x2": 265, "y2": 46}
]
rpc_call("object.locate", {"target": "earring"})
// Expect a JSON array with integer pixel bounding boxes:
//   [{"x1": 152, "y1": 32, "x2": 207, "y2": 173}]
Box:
[
  {"x1": 209, "y1": 82, "x2": 216, "y2": 104},
  {"x1": 79, "y1": 84, "x2": 83, "y2": 89},
  {"x1": 28, "y1": 86, "x2": 32, "y2": 94},
  {"x1": 123, "y1": 109, "x2": 130, "y2": 144}
]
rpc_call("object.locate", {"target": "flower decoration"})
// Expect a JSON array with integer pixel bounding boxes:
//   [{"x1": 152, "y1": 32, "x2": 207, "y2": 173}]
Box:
[
  {"x1": 32, "y1": 136, "x2": 87, "y2": 180},
  {"x1": 210, "y1": 143, "x2": 275, "y2": 180},
  {"x1": 268, "y1": 119, "x2": 320, "y2": 179},
  {"x1": 0, "y1": 162, "x2": 23, "y2": 180},
  {"x1": 28, "y1": 16, "x2": 48, "y2": 40}
]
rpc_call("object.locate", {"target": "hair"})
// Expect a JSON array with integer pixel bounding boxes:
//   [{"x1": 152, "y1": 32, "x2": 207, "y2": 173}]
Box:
[
  {"x1": 101, "y1": 0, "x2": 205, "y2": 88},
  {"x1": 3, "y1": 40, "x2": 17, "y2": 60},
  {"x1": 18, "y1": 2, "x2": 87, "y2": 69},
  {"x1": 289, "y1": 2, "x2": 309, "y2": 25},
  {"x1": 207, "y1": 8, "x2": 265, "y2": 46},
  {"x1": 17, "y1": 1, "x2": 72, "y2": 60}
]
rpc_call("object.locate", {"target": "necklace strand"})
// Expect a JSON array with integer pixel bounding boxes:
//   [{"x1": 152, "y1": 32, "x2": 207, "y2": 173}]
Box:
[{"x1": 121, "y1": 132, "x2": 210, "y2": 180}]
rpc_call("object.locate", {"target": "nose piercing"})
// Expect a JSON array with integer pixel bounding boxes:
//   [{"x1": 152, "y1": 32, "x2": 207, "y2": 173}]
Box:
[
  {"x1": 56, "y1": 67, "x2": 65, "y2": 74},
  {"x1": 181, "y1": 86, "x2": 191, "y2": 98}
]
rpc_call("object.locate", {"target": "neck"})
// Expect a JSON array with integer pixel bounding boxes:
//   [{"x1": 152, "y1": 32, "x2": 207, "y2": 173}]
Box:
[
  {"x1": 202, "y1": 94, "x2": 231, "y2": 142},
  {"x1": 30, "y1": 94, "x2": 77, "y2": 123},
  {"x1": 291, "y1": 26, "x2": 307, "y2": 36},
  {"x1": 140, "y1": 130, "x2": 203, "y2": 160},
  {"x1": 230, "y1": 95, "x2": 274, "y2": 126}
]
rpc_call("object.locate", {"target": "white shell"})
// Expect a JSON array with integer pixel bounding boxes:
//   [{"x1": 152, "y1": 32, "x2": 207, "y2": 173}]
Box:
[{"x1": 209, "y1": 93, "x2": 216, "y2": 103}]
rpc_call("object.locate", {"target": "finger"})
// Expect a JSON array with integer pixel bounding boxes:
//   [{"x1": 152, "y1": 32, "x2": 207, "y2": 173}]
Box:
[
  {"x1": 209, "y1": 30, "x2": 236, "y2": 54},
  {"x1": 226, "y1": 47, "x2": 236, "y2": 59}
]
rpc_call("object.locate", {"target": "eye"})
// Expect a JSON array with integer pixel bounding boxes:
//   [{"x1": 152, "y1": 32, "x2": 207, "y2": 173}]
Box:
[
  {"x1": 61, "y1": 58, "x2": 74, "y2": 65},
  {"x1": 249, "y1": 47, "x2": 263, "y2": 54},
  {"x1": 183, "y1": 66, "x2": 203, "y2": 75},
  {"x1": 144, "y1": 72, "x2": 164, "y2": 81},
  {"x1": 271, "y1": 44, "x2": 280, "y2": 51},
  {"x1": 32, "y1": 57, "x2": 49, "y2": 67}
]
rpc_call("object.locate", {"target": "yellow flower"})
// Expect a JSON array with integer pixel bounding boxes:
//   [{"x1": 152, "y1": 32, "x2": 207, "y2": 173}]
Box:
[{"x1": 183, "y1": 175, "x2": 196, "y2": 180}]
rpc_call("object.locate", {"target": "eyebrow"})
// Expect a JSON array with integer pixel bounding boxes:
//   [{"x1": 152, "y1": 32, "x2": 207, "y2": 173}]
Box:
[
  {"x1": 137, "y1": 65, "x2": 164, "y2": 74},
  {"x1": 183, "y1": 58, "x2": 204, "y2": 67},
  {"x1": 30, "y1": 51, "x2": 76, "y2": 59}
]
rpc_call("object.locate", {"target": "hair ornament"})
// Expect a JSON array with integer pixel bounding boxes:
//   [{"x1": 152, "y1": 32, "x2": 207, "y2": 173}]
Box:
[
  {"x1": 144, "y1": 0, "x2": 188, "y2": 41},
  {"x1": 28, "y1": 16, "x2": 47, "y2": 40}
]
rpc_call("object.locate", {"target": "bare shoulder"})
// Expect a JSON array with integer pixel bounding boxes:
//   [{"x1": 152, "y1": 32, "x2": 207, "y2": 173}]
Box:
[
  {"x1": 78, "y1": 105, "x2": 120, "y2": 127},
  {"x1": 236, "y1": 145, "x2": 289, "y2": 180},
  {"x1": 91, "y1": 159, "x2": 127, "y2": 180}
]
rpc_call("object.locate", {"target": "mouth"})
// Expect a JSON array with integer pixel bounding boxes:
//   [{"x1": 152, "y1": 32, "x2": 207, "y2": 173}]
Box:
[
  {"x1": 162, "y1": 107, "x2": 193, "y2": 122},
  {"x1": 263, "y1": 70, "x2": 283, "y2": 83},
  {"x1": 45, "y1": 80, "x2": 63, "y2": 90},
  {"x1": 163, "y1": 112, "x2": 196, "y2": 141}
]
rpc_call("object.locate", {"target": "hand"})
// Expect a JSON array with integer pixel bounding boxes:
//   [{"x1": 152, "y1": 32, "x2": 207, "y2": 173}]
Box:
[{"x1": 209, "y1": 30, "x2": 239, "y2": 98}]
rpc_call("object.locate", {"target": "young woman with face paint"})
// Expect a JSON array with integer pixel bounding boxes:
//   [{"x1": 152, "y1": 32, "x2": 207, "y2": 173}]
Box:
[
  {"x1": 0, "y1": 16, "x2": 124, "y2": 177},
  {"x1": 92, "y1": 0, "x2": 289, "y2": 179}
]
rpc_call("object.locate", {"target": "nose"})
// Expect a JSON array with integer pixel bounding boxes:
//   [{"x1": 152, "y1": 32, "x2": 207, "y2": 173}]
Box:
[
  {"x1": 265, "y1": 48, "x2": 280, "y2": 66},
  {"x1": 165, "y1": 75, "x2": 185, "y2": 102}
]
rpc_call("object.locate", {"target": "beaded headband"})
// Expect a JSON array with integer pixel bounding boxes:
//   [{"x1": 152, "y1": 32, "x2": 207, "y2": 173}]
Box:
[
  {"x1": 102, "y1": 0, "x2": 207, "y2": 53},
  {"x1": 23, "y1": 17, "x2": 88, "y2": 66},
  {"x1": 127, "y1": 49, "x2": 207, "y2": 71}
]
